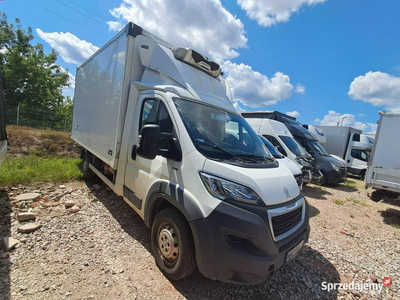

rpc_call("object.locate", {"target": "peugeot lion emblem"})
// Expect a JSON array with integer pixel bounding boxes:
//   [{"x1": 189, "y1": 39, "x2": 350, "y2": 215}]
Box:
[{"x1": 284, "y1": 187, "x2": 290, "y2": 199}]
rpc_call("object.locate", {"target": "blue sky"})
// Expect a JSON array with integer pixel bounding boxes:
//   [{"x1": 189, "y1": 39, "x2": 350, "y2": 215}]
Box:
[{"x1": 2, "y1": 0, "x2": 400, "y2": 133}]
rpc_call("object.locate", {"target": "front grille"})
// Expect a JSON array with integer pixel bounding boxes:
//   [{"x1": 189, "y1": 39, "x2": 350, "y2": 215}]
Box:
[
  {"x1": 295, "y1": 174, "x2": 303, "y2": 187},
  {"x1": 271, "y1": 206, "x2": 302, "y2": 237}
]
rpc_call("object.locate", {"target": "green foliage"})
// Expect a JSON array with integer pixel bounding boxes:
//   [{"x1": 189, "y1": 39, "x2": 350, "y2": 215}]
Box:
[
  {"x1": 0, "y1": 157, "x2": 82, "y2": 186},
  {"x1": 0, "y1": 12, "x2": 71, "y2": 130}
]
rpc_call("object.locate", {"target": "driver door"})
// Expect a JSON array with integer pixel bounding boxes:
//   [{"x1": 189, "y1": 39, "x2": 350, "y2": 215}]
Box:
[{"x1": 124, "y1": 92, "x2": 175, "y2": 213}]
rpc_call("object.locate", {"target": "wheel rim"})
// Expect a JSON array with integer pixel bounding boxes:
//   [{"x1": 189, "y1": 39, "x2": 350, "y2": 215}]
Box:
[
  {"x1": 158, "y1": 222, "x2": 179, "y2": 263},
  {"x1": 82, "y1": 157, "x2": 88, "y2": 174}
]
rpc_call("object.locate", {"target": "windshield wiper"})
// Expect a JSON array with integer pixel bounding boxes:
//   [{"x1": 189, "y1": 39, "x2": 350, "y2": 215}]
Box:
[
  {"x1": 233, "y1": 154, "x2": 274, "y2": 163},
  {"x1": 194, "y1": 139, "x2": 233, "y2": 158}
]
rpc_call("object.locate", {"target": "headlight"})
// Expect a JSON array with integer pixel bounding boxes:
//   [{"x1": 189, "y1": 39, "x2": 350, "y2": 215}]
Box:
[
  {"x1": 295, "y1": 158, "x2": 312, "y2": 169},
  {"x1": 199, "y1": 172, "x2": 263, "y2": 206},
  {"x1": 329, "y1": 160, "x2": 340, "y2": 172}
]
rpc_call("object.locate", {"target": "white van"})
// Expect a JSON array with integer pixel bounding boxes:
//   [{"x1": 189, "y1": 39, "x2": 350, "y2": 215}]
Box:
[
  {"x1": 259, "y1": 135, "x2": 303, "y2": 189},
  {"x1": 245, "y1": 118, "x2": 321, "y2": 184},
  {"x1": 72, "y1": 23, "x2": 310, "y2": 284}
]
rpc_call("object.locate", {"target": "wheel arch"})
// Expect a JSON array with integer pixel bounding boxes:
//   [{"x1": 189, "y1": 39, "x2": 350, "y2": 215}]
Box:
[{"x1": 144, "y1": 181, "x2": 204, "y2": 228}]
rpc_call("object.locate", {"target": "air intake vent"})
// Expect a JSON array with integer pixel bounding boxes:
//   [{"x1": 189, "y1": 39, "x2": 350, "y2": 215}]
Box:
[{"x1": 171, "y1": 47, "x2": 221, "y2": 77}]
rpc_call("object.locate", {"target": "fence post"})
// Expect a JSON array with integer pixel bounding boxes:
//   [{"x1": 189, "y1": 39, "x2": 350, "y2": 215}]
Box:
[{"x1": 17, "y1": 102, "x2": 21, "y2": 126}]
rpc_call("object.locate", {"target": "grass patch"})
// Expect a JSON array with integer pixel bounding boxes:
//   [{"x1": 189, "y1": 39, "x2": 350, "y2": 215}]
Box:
[
  {"x1": 350, "y1": 214, "x2": 355, "y2": 218},
  {"x1": 347, "y1": 197, "x2": 370, "y2": 207},
  {"x1": 0, "y1": 156, "x2": 82, "y2": 186},
  {"x1": 333, "y1": 199, "x2": 345, "y2": 205},
  {"x1": 391, "y1": 223, "x2": 400, "y2": 229},
  {"x1": 342, "y1": 180, "x2": 357, "y2": 189}
]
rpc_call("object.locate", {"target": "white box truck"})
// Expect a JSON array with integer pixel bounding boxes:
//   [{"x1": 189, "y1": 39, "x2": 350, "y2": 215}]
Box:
[
  {"x1": 365, "y1": 112, "x2": 400, "y2": 199},
  {"x1": 315, "y1": 126, "x2": 374, "y2": 179},
  {"x1": 72, "y1": 23, "x2": 310, "y2": 284}
]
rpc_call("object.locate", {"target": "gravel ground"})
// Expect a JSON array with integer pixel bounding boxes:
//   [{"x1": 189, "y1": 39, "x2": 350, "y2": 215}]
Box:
[{"x1": 0, "y1": 177, "x2": 399, "y2": 300}]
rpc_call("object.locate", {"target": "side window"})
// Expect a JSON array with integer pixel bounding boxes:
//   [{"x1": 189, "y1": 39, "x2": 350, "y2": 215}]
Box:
[
  {"x1": 351, "y1": 149, "x2": 368, "y2": 162},
  {"x1": 264, "y1": 135, "x2": 287, "y2": 156},
  {"x1": 140, "y1": 100, "x2": 159, "y2": 130},
  {"x1": 140, "y1": 99, "x2": 174, "y2": 151},
  {"x1": 352, "y1": 133, "x2": 360, "y2": 142},
  {"x1": 157, "y1": 102, "x2": 173, "y2": 134}
]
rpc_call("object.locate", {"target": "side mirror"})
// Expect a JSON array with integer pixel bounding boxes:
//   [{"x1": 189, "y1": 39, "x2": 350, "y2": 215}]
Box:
[{"x1": 136, "y1": 125, "x2": 160, "y2": 160}]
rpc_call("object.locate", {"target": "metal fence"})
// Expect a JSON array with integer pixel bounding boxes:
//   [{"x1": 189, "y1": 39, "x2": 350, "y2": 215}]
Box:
[{"x1": 6, "y1": 108, "x2": 73, "y2": 132}]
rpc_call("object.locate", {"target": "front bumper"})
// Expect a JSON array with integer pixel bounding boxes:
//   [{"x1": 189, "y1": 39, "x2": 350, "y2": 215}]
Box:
[
  {"x1": 325, "y1": 167, "x2": 347, "y2": 184},
  {"x1": 190, "y1": 195, "x2": 310, "y2": 284}
]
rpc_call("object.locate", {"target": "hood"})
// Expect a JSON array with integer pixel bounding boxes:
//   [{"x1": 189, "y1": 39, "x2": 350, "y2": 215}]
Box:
[
  {"x1": 203, "y1": 159, "x2": 300, "y2": 206},
  {"x1": 278, "y1": 157, "x2": 302, "y2": 176},
  {"x1": 328, "y1": 155, "x2": 346, "y2": 167}
]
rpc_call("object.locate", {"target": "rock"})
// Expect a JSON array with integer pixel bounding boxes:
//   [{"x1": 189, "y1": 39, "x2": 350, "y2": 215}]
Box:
[
  {"x1": 70, "y1": 206, "x2": 80, "y2": 213},
  {"x1": 371, "y1": 277, "x2": 378, "y2": 283},
  {"x1": 93, "y1": 184, "x2": 101, "y2": 190},
  {"x1": 65, "y1": 200, "x2": 75, "y2": 207},
  {"x1": 304, "y1": 280, "x2": 313, "y2": 288},
  {"x1": 3, "y1": 237, "x2": 19, "y2": 251},
  {"x1": 15, "y1": 193, "x2": 40, "y2": 202},
  {"x1": 18, "y1": 223, "x2": 42, "y2": 233},
  {"x1": 59, "y1": 185, "x2": 66, "y2": 189},
  {"x1": 17, "y1": 212, "x2": 37, "y2": 222}
]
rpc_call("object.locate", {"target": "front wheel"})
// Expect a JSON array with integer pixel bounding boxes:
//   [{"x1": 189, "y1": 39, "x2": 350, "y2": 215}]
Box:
[
  {"x1": 151, "y1": 208, "x2": 197, "y2": 280},
  {"x1": 81, "y1": 151, "x2": 95, "y2": 180}
]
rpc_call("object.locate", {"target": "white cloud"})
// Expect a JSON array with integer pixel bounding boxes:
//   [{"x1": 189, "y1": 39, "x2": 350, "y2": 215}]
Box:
[
  {"x1": 348, "y1": 71, "x2": 400, "y2": 112},
  {"x1": 237, "y1": 0, "x2": 327, "y2": 27},
  {"x1": 314, "y1": 111, "x2": 377, "y2": 133},
  {"x1": 222, "y1": 61, "x2": 295, "y2": 107},
  {"x1": 295, "y1": 83, "x2": 305, "y2": 94},
  {"x1": 233, "y1": 102, "x2": 245, "y2": 113},
  {"x1": 107, "y1": 21, "x2": 124, "y2": 32},
  {"x1": 59, "y1": 67, "x2": 75, "y2": 97},
  {"x1": 287, "y1": 111, "x2": 300, "y2": 118},
  {"x1": 107, "y1": 0, "x2": 247, "y2": 62},
  {"x1": 36, "y1": 29, "x2": 99, "y2": 65}
]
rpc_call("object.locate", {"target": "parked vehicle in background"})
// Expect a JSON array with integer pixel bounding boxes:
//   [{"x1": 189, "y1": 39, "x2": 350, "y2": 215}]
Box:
[
  {"x1": 0, "y1": 73, "x2": 7, "y2": 168},
  {"x1": 259, "y1": 135, "x2": 303, "y2": 189},
  {"x1": 72, "y1": 23, "x2": 310, "y2": 284},
  {"x1": 244, "y1": 116, "x2": 321, "y2": 185},
  {"x1": 303, "y1": 125, "x2": 326, "y2": 145},
  {"x1": 314, "y1": 126, "x2": 373, "y2": 179},
  {"x1": 365, "y1": 112, "x2": 400, "y2": 200},
  {"x1": 243, "y1": 111, "x2": 347, "y2": 185}
]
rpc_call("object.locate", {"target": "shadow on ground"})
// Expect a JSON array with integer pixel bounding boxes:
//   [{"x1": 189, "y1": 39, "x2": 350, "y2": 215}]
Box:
[
  {"x1": 91, "y1": 181, "x2": 339, "y2": 300},
  {"x1": 0, "y1": 189, "x2": 11, "y2": 300},
  {"x1": 309, "y1": 203, "x2": 321, "y2": 218},
  {"x1": 379, "y1": 207, "x2": 400, "y2": 228},
  {"x1": 302, "y1": 185, "x2": 332, "y2": 200}
]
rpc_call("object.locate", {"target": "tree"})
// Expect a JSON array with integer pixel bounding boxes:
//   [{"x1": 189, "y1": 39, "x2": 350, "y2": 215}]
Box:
[{"x1": 0, "y1": 12, "x2": 69, "y2": 123}]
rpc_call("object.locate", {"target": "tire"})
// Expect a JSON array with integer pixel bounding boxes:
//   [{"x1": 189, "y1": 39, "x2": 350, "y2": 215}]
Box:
[
  {"x1": 360, "y1": 171, "x2": 366, "y2": 181},
  {"x1": 81, "y1": 151, "x2": 95, "y2": 180},
  {"x1": 151, "y1": 208, "x2": 197, "y2": 280},
  {"x1": 320, "y1": 172, "x2": 327, "y2": 186}
]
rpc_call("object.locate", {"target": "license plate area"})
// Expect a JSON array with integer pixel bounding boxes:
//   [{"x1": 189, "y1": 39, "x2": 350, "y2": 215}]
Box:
[{"x1": 286, "y1": 239, "x2": 304, "y2": 263}]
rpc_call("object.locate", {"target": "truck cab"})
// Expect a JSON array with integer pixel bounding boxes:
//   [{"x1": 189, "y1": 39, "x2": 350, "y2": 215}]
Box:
[{"x1": 72, "y1": 23, "x2": 310, "y2": 284}]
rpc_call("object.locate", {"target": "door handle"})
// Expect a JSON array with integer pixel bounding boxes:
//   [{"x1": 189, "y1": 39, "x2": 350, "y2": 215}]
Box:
[{"x1": 131, "y1": 145, "x2": 137, "y2": 160}]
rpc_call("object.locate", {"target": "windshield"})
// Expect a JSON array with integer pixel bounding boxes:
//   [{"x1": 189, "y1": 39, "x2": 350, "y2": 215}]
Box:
[
  {"x1": 307, "y1": 140, "x2": 329, "y2": 156},
  {"x1": 259, "y1": 135, "x2": 283, "y2": 159},
  {"x1": 173, "y1": 98, "x2": 274, "y2": 163},
  {"x1": 279, "y1": 135, "x2": 309, "y2": 157}
]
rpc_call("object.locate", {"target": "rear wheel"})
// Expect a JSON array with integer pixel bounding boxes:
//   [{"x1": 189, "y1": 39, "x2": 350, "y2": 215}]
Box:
[
  {"x1": 81, "y1": 151, "x2": 95, "y2": 180},
  {"x1": 151, "y1": 208, "x2": 196, "y2": 280}
]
